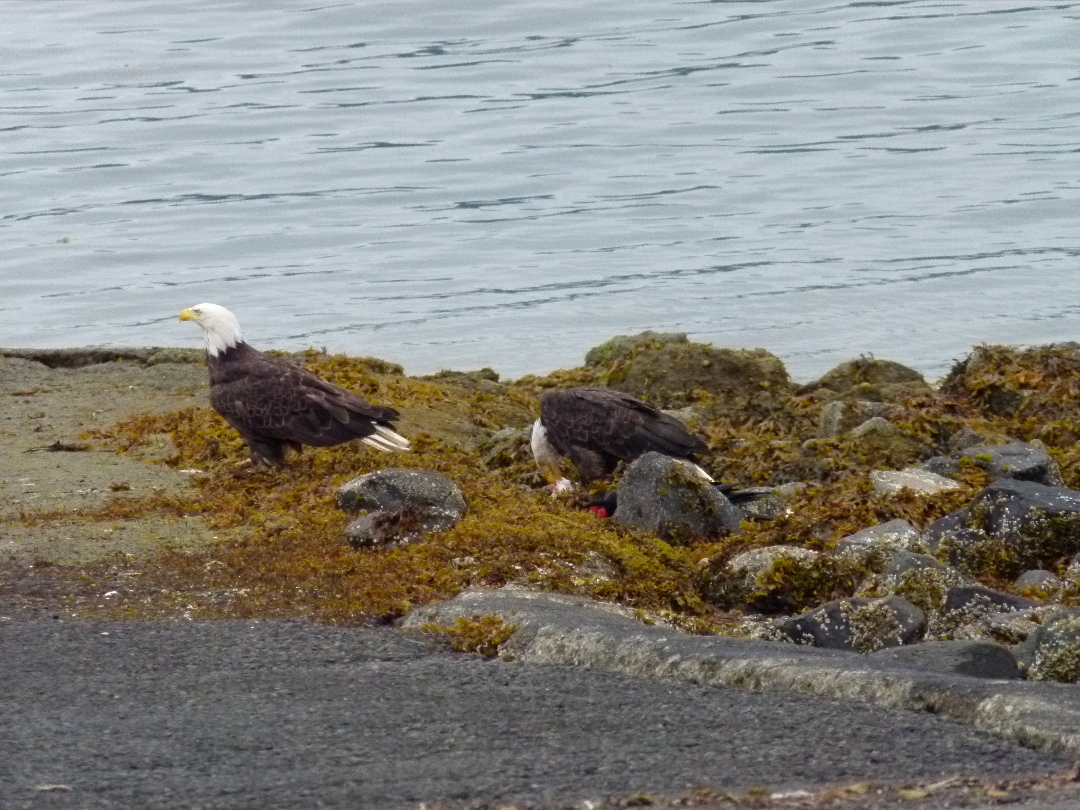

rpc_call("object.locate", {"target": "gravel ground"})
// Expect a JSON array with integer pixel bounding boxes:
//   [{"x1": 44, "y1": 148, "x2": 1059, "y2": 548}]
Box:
[{"x1": 0, "y1": 618, "x2": 1072, "y2": 810}]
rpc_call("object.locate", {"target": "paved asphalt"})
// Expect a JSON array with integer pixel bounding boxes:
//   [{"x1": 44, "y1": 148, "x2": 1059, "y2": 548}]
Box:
[{"x1": 0, "y1": 619, "x2": 1070, "y2": 809}]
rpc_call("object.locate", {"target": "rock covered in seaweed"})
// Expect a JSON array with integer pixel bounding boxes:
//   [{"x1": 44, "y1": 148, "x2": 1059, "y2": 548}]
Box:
[
  {"x1": 1015, "y1": 608, "x2": 1080, "y2": 682},
  {"x1": 773, "y1": 595, "x2": 926, "y2": 652},
  {"x1": 612, "y1": 452, "x2": 743, "y2": 544},
  {"x1": 801, "y1": 357, "x2": 931, "y2": 402},
  {"x1": 957, "y1": 441, "x2": 1065, "y2": 487},
  {"x1": 832, "y1": 519, "x2": 925, "y2": 568},
  {"x1": 338, "y1": 468, "x2": 467, "y2": 549},
  {"x1": 923, "y1": 479, "x2": 1080, "y2": 579},
  {"x1": 584, "y1": 331, "x2": 793, "y2": 419}
]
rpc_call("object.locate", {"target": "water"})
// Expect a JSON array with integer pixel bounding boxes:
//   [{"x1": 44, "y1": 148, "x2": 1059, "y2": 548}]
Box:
[{"x1": 2, "y1": 0, "x2": 1078, "y2": 382}]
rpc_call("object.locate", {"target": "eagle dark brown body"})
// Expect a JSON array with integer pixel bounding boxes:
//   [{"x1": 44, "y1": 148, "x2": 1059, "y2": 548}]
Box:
[
  {"x1": 180, "y1": 302, "x2": 409, "y2": 466},
  {"x1": 536, "y1": 387, "x2": 708, "y2": 485},
  {"x1": 207, "y1": 343, "x2": 404, "y2": 466}
]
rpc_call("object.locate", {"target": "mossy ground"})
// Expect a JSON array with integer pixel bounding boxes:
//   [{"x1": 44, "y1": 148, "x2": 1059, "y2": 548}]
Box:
[{"x1": 9, "y1": 341, "x2": 1080, "y2": 629}]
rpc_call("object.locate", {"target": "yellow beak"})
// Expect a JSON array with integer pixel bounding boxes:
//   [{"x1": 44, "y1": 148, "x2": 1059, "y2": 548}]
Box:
[{"x1": 178, "y1": 308, "x2": 198, "y2": 322}]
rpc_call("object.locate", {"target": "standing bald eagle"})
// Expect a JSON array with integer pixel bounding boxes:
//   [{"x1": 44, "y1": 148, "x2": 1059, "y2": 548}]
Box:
[
  {"x1": 531, "y1": 387, "x2": 709, "y2": 491},
  {"x1": 179, "y1": 303, "x2": 410, "y2": 466}
]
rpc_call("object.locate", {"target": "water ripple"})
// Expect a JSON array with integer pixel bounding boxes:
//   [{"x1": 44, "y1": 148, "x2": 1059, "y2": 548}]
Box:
[{"x1": 0, "y1": 0, "x2": 1077, "y2": 380}]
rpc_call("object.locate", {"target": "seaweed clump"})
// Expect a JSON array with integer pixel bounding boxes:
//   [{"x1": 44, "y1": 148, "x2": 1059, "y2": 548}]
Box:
[
  {"x1": 416, "y1": 615, "x2": 519, "y2": 658},
  {"x1": 87, "y1": 352, "x2": 721, "y2": 628},
  {"x1": 61, "y1": 338, "x2": 1080, "y2": 633}
]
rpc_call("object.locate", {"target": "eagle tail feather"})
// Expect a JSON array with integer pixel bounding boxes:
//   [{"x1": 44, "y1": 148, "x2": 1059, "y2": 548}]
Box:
[{"x1": 361, "y1": 424, "x2": 411, "y2": 452}]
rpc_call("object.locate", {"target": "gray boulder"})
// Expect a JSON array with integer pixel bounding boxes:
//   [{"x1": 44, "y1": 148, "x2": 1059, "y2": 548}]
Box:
[
  {"x1": 923, "y1": 479, "x2": 1080, "y2": 579},
  {"x1": 1015, "y1": 609, "x2": 1080, "y2": 682},
  {"x1": 819, "y1": 400, "x2": 905, "y2": 438},
  {"x1": 613, "y1": 452, "x2": 743, "y2": 543},
  {"x1": 773, "y1": 595, "x2": 926, "y2": 652},
  {"x1": 832, "y1": 519, "x2": 925, "y2": 568},
  {"x1": 918, "y1": 456, "x2": 963, "y2": 478},
  {"x1": 338, "y1": 468, "x2": 467, "y2": 548},
  {"x1": 873, "y1": 551, "x2": 973, "y2": 618},
  {"x1": 869, "y1": 640, "x2": 1022, "y2": 680},
  {"x1": 958, "y1": 441, "x2": 1065, "y2": 487},
  {"x1": 932, "y1": 585, "x2": 1038, "y2": 641},
  {"x1": 727, "y1": 546, "x2": 820, "y2": 587},
  {"x1": 943, "y1": 585, "x2": 1037, "y2": 616},
  {"x1": 1014, "y1": 569, "x2": 1063, "y2": 597},
  {"x1": 727, "y1": 487, "x2": 789, "y2": 521},
  {"x1": 953, "y1": 606, "x2": 1059, "y2": 646},
  {"x1": 870, "y1": 468, "x2": 960, "y2": 497}
]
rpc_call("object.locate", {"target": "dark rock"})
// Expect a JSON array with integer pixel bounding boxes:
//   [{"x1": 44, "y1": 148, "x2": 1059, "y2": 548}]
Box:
[
  {"x1": 584, "y1": 330, "x2": 688, "y2": 367},
  {"x1": 947, "y1": 427, "x2": 985, "y2": 452},
  {"x1": 703, "y1": 545, "x2": 857, "y2": 614},
  {"x1": 773, "y1": 596, "x2": 926, "y2": 653},
  {"x1": 850, "y1": 416, "x2": 900, "y2": 439},
  {"x1": 953, "y1": 606, "x2": 1054, "y2": 646},
  {"x1": 338, "y1": 468, "x2": 467, "y2": 548},
  {"x1": 801, "y1": 357, "x2": 931, "y2": 402},
  {"x1": 875, "y1": 552, "x2": 973, "y2": 617},
  {"x1": 1064, "y1": 552, "x2": 1080, "y2": 584},
  {"x1": 478, "y1": 426, "x2": 532, "y2": 470},
  {"x1": 869, "y1": 640, "x2": 1022, "y2": 680},
  {"x1": 832, "y1": 519, "x2": 924, "y2": 568},
  {"x1": 613, "y1": 452, "x2": 743, "y2": 543},
  {"x1": 1015, "y1": 609, "x2": 1080, "y2": 682},
  {"x1": 423, "y1": 368, "x2": 502, "y2": 392},
  {"x1": 726, "y1": 546, "x2": 820, "y2": 589},
  {"x1": 818, "y1": 400, "x2": 905, "y2": 438},
  {"x1": 807, "y1": 357, "x2": 925, "y2": 392},
  {"x1": 932, "y1": 585, "x2": 1039, "y2": 641},
  {"x1": 1014, "y1": 569, "x2": 1063, "y2": 596},
  {"x1": 943, "y1": 585, "x2": 1037, "y2": 615},
  {"x1": 724, "y1": 487, "x2": 788, "y2": 521},
  {"x1": 883, "y1": 551, "x2": 959, "y2": 580},
  {"x1": 919, "y1": 456, "x2": 962, "y2": 478},
  {"x1": 958, "y1": 441, "x2": 1065, "y2": 486},
  {"x1": 923, "y1": 479, "x2": 1080, "y2": 579}
]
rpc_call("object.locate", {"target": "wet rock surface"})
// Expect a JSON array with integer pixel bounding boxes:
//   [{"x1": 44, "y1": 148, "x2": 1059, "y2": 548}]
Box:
[
  {"x1": 958, "y1": 441, "x2": 1065, "y2": 487},
  {"x1": 1016, "y1": 608, "x2": 1080, "y2": 683},
  {"x1": 868, "y1": 639, "x2": 1023, "y2": 680},
  {"x1": 773, "y1": 595, "x2": 927, "y2": 652},
  {"x1": 612, "y1": 452, "x2": 743, "y2": 542},
  {"x1": 338, "y1": 468, "x2": 466, "y2": 548},
  {"x1": 405, "y1": 588, "x2": 1080, "y2": 755},
  {"x1": 1, "y1": 613, "x2": 1070, "y2": 810},
  {"x1": 833, "y1": 519, "x2": 925, "y2": 567},
  {"x1": 924, "y1": 479, "x2": 1080, "y2": 579}
]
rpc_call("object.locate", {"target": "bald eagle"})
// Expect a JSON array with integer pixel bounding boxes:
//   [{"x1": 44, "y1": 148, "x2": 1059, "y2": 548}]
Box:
[
  {"x1": 531, "y1": 387, "x2": 710, "y2": 491},
  {"x1": 178, "y1": 303, "x2": 410, "y2": 466}
]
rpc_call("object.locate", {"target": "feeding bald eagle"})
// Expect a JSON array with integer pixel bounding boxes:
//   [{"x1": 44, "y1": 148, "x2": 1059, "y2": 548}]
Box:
[
  {"x1": 531, "y1": 387, "x2": 710, "y2": 491},
  {"x1": 178, "y1": 303, "x2": 410, "y2": 466}
]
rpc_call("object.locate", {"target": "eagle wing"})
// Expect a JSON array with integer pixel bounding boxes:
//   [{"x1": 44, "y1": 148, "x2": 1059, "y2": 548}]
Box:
[
  {"x1": 210, "y1": 352, "x2": 398, "y2": 447},
  {"x1": 539, "y1": 387, "x2": 707, "y2": 464}
]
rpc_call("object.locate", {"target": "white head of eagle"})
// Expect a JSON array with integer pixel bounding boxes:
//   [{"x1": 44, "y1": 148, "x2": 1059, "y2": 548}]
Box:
[
  {"x1": 177, "y1": 302, "x2": 409, "y2": 466},
  {"x1": 178, "y1": 302, "x2": 244, "y2": 357}
]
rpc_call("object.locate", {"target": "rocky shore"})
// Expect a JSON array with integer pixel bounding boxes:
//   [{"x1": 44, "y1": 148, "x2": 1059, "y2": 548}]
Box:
[{"x1": 5, "y1": 333, "x2": 1080, "y2": 691}]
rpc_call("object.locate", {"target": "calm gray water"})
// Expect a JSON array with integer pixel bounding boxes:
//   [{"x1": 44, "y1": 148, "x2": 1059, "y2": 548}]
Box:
[{"x1": 2, "y1": 0, "x2": 1078, "y2": 381}]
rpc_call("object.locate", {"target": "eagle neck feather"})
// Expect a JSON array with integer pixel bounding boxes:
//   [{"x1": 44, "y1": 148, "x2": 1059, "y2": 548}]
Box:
[{"x1": 206, "y1": 341, "x2": 259, "y2": 384}]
